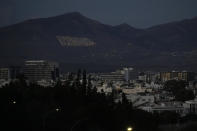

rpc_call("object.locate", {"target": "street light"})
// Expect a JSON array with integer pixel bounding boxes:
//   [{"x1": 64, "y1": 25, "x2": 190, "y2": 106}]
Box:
[
  {"x1": 56, "y1": 108, "x2": 60, "y2": 112},
  {"x1": 127, "y1": 127, "x2": 133, "y2": 131},
  {"x1": 12, "y1": 101, "x2": 16, "y2": 104}
]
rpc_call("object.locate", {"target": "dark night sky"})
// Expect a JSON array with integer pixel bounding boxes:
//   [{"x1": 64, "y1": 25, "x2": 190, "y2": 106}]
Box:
[{"x1": 0, "y1": 0, "x2": 197, "y2": 28}]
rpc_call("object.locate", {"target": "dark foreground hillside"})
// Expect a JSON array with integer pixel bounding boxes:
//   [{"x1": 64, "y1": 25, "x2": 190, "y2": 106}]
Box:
[{"x1": 1, "y1": 71, "x2": 197, "y2": 131}]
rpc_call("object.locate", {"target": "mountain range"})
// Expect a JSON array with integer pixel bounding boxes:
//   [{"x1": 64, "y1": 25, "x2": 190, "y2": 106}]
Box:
[{"x1": 0, "y1": 12, "x2": 197, "y2": 72}]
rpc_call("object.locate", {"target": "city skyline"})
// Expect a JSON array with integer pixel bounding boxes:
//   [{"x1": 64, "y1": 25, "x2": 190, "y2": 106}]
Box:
[{"x1": 1, "y1": 1, "x2": 197, "y2": 131}]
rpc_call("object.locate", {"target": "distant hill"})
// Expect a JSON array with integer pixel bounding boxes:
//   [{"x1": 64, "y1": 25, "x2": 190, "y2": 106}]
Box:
[{"x1": 0, "y1": 12, "x2": 197, "y2": 72}]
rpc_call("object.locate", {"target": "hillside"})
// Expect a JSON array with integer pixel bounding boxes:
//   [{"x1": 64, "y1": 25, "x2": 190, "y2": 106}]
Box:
[{"x1": 0, "y1": 12, "x2": 196, "y2": 71}]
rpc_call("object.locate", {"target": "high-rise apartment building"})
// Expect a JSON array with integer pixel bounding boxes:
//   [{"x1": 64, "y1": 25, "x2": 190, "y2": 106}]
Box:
[
  {"x1": 24, "y1": 60, "x2": 59, "y2": 82},
  {"x1": 160, "y1": 71, "x2": 195, "y2": 82},
  {"x1": 123, "y1": 67, "x2": 134, "y2": 82},
  {"x1": 0, "y1": 68, "x2": 10, "y2": 80},
  {"x1": 9, "y1": 66, "x2": 22, "y2": 80}
]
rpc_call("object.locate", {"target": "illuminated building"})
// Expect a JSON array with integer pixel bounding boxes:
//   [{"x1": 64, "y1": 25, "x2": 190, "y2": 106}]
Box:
[
  {"x1": 0, "y1": 68, "x2": 10, "y2": 80},
  {"x1": 123, "y1": 67, "x2": 133, "y2": 82},
  {"x1": 24, "y1": 60, "x2": 59, "y2": 82},
  {"x1": 160, "y1": 71, "x2": 195, "y2": 82},
  {"x1": 99, "y1": 72, "x2": 124, "y2": 82}
]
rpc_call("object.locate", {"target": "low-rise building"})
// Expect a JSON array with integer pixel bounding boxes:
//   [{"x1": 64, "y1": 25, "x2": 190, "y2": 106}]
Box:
[
  {"x1": 99, "y1": 72, "x2": 124, "y2": 82},
  {"x1": 141, "y1": 105, "x2": 184, "y2": 114},
  {"x1": 122, "y1": 86, "x2": 152, "y2": 94},
  {"x1": 183, "y1": 99, "x2": 197, "y2": 114},
  {"x1": 96, "y1": 83, "x2": 112, "y2": 94},
  {"x1": 126, "y1": 94, "x2": 155, "y2": 107},
  {"x1": 140, "y1": 102, "x2": 184, "y2": 114}
]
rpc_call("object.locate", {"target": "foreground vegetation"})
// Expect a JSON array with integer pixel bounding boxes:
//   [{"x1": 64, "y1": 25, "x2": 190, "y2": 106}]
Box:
[{"x1": 0, "y1": 70, "x2": 196, "y2": 131}]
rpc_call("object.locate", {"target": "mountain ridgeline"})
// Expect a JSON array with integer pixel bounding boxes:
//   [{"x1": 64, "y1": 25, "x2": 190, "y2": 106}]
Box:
[{"x1": 0, "y1": 12, "x2": 197, "y2": 71}]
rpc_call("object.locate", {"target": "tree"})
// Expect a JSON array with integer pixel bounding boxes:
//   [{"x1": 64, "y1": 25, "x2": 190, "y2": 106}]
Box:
[
  {"x1": 87, "y1": 75, "x2": 92, "y2": 96},
  {"x1": 82, "y1": 70, "x2": 87, "y2": 96},
  {"x1": 122, "y1": 93, "x2": 129, "y2": 105},
  {"x1": 164, "y1": 80, "x2": 195, "y2": 101}
]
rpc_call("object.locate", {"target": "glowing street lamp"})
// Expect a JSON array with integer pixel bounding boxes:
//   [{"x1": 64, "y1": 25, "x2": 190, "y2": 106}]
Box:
[
  {"x1": 56, "y1": 108, "x2": 60, "y2": 112},
  {"x1": 127, "y1": 127, "x2": 133, "y2": 131}
]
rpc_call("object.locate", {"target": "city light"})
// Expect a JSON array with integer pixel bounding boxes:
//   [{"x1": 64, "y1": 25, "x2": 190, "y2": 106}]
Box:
[
  {"x1": 56, "y1": 108, "x2": 60, "y2": 112},
  {"x1": 127, "y1": 127, "x2": 133, "y2": 131},
  {"x1": 12, "y1": 101, "x2": 16, "y2": 104}
]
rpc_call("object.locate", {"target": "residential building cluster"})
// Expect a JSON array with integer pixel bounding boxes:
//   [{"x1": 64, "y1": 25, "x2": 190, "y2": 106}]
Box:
[
  {"x1": 1, "y1": 60, "x2": 197, "y2": 116},
  {"x1": 160, "y1": 71, "x2": 195, "y2": 82},
  {"x1": 90, "y1": 68, "x2": 197, "y2": 116},
  {"x1": 0, "y1": 60, "x2": 59, "y2": 87}
]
